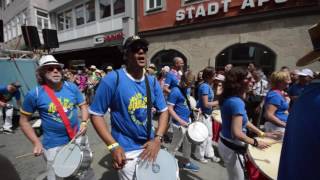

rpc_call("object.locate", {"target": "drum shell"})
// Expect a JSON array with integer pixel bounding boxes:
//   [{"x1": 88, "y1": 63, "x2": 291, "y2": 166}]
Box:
[
  {"x1": 186, "y1": 121, "x2": 209, "y2": 145},
  {"x1": 76, "y1": 147, "x2": 93, "y2": 176}
]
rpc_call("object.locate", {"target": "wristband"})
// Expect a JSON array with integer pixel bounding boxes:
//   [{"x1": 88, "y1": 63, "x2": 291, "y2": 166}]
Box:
[
  {"x1": 81, "y1": 121, "x2": 88, "y2": 126},
  {"x1": 107, "y1": 142, "x2": 119, "y2": 151},
  {"x1": 253, "y1": 138, "x2": 259, "y2": 147},
  {"x1": 155, "y1": 134, "x2": 163, "y2": 142},
  {"x1": 259, "y1": 131, "x2": 265, "y2": 137}
]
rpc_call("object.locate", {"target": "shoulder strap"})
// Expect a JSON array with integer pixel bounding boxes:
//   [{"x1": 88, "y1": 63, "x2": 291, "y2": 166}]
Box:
[
  {"x1": 42, "y1": 85, "x2": 76, "y2": 139},
  {"x1": 145, "y1": 75, "x2": 152, "y2": 140},
  {"x1": 178, "y1": 86, "x2": 195, "y2": 122}
]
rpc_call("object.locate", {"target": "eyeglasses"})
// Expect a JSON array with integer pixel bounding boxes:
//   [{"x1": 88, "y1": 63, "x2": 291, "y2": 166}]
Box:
[
  {"x1": 130, "y1": 45, "x2": 148, "y2": 53},
  {"x1": 44, "y1": 66, "x2": 62, "y2": 72}
]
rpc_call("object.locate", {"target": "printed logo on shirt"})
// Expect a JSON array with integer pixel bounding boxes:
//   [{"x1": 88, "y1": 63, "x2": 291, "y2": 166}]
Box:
[
  {"x1": 48, "y1": 97, "x2": 74, "y2": 122},
  {"x1": 128, "y1": 93, "x2": 147, "y2": 126}
]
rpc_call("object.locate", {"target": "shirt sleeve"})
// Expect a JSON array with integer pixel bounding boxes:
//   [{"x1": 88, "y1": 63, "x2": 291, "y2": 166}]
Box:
[
  {"x1": 267, "y1": 92, "x2": 282, "y2": 107},
  {"x1": 167, "y1": 88, "x2": 178, "y2": 105},
  {"x1": 230, "y1": 99, "x2": 246, "y2": 116},
  {"x1": 20, "y1": 90, "x2": 36, "y2": 116},
  {"x1": 199, "y1": 84, "x2": 210, "y2": 96},
  {"x1": 89, "y1": 73, "x2": 116, "y2": 116}
]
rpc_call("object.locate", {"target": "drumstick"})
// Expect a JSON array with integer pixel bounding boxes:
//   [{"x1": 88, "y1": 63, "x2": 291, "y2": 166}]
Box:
[{"x1": 16, "y1": 152, "x2": 34, "y2": 159}]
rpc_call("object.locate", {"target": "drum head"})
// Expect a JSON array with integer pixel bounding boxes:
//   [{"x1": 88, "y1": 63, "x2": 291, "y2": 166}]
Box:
[
  {"x1": 135, "y1": 149, "x2": 177, "y2": 180},
  {"x1": 187, "y1": 121, "x2": 209, "y2": 144},
  {"x1": 53, "y1": 144, "x2": 81, "y2": 178}
]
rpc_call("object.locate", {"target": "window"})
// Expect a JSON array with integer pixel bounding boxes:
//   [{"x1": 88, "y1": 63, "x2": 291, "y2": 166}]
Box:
[
  {"x1": 99, "y1": 0, "x2": 111, "y2": 18},
  {"x1": 113, "y1": 0, "x2": 125, "y2": 15},
  {"x1": 7, "y1": 24, "x2": 11, "y2": 40},
  {"x1": 146, "y1": 0, "x2": 162, "y2": 11},
  {"x1": 65, "y1": 10, "x2": 73, "y2": 29},
  {"x1": 36, "y1": 10, "x2": 49, "y2": 30},
  {"x1": 21, "y1": 12, "x2": 27, "y2": 25},
  {"x1": 16, "y1": 16, "x2": 21, "y2": 35},
  {"x1": 57, "y1": 13, "x2": 64, "y2": 30},
  {"x1": 86, "y1": 0, "x2": 96, "y2": 23},
  {"x1": 76, "y1": 5, "x2": 85, "y2": 26},
  {"x1": 11, "y1": 20, "x2": 16, "y2": 38}
]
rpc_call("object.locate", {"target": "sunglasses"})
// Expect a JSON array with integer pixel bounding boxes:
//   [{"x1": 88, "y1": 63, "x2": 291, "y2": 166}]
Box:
[
  {"x1": 130, "y1": 45, "x2": 148, "y2": 53},
  {"x1": 44, "y1": 66, "x2": 62, "y2": 72}
]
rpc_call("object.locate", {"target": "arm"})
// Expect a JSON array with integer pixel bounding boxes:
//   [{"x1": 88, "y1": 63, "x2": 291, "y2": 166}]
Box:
[
  {"x1": 201, "y1": 95, "x2": 219, "y2": 108},
  {"x1": 231, "y1": 115, "x2": 269, "y2": 149},
  {"x1": 19, "y1": 114, "x2": 43, "y2": 156},
  {"x1": 168, "y1": 105, "x2": 188, "y2": 127},
  {"x1": 163, "y1": 85, "x2": 171, "y2": 94},
  {"x1": 78, "y1": 103, "x2": 89, "y2": 134},
  {"x1": 91, "y1": 114, "x2": 126, "y2": 169},
  {"x1": 264, "y1": 104, "x2": 286, "y2": 127}
]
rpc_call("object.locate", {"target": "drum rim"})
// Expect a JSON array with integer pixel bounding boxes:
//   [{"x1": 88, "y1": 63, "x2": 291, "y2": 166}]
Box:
[
  {"x1": 247, "y1": 137, "x2": 281, "y2": 180},
  {"x1": 53, "y1": 143, "x2": 89, "y2": 178}
]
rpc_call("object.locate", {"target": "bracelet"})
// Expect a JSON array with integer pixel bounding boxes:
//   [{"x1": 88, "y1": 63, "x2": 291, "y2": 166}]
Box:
[
  {"x1": 259, "y1": 131, "x2": 265, "y2": 137},
  {"x1": 253, "y1": 138, "x2": 259, "y2": 147},
  {"x1": 155, "y1": 134, "x2": 163, "y2": 142},
  {"x1": 107, "y1": 142, "x2": 119, "y2": 152},
  {"x1": 81, "y1": 121, "x2": 88, "y2": 126}
]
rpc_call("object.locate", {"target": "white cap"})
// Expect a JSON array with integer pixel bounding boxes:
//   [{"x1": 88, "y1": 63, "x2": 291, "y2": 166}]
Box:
[
  {"x1": 38, "y1": 55, "x2": 63, "y2": 68},
  {"x1": 215, "y1": 74, "x2": 225, "y2": 81},
  {"x1": 90, "y1": 65, "x2": 97, "y2": 69},
  {"x1": 162, "y1": 66, "x2": 170, "y2": 73},
  {"x1": 297, "y1": 68, "x2": 314, "y2": 78}
]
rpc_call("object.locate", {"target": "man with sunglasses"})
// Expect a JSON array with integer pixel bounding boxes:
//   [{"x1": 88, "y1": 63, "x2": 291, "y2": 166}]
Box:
[
  {"x1": 89, "y1": 35, "x2": 169, "y2": 180},
  {"x1": 19, "y1": 55, "x2": 94, "y2": 180}
]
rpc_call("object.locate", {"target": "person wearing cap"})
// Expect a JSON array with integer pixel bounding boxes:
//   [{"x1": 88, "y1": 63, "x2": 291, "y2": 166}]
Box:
[
  {"x1": 278, "y1": 22, "x2": 320, "y2": 180},
  {"x1": 0, "y1": 82, "x2": 21, "y2": 134},
  {"x1": 146, "y1": 63, "x2": 157, "y2": 76},
  {"x1": 288, "y1": 68, "x2": 314, "y2": 104},
  {"x1": 89, "y1": 35, "x2": 168, "y2": 180},
  {"x1": 163, "y1": 56, "x2": 185, "y2": 95},
  {"x1": 19, "y1": 55, "x2": 95, "y2": 180},
  {"x1": 106, "y1": 66, "x2": 113, "y2": 74}
]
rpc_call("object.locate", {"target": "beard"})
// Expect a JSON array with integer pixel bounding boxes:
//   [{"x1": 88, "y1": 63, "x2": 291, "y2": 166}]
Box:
[{"x1": 45, "y1": 73, "x2": 62, "y2": 84}]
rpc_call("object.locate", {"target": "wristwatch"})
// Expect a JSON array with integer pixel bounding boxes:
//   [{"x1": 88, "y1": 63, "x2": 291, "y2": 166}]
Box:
[{"x1": 155, "y1": 134, "x2": 163, "y2": 143}]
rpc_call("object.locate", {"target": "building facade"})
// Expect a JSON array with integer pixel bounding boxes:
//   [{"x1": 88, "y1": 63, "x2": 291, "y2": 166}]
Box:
[
  {"x1": 0, "y1": 0, "x2": 49, "y2": 50},
  {"x1": 48, "y1": 0, "x2": 135, "y2": 69},
  {"x1": 137, "y1": 0, "x2": 320, "y2": 74}
]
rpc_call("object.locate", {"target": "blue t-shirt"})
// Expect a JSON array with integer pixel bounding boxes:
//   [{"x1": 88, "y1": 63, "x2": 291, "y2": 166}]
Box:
[
  {"x1": 197, "y1": 82, "x2": 214, "y2": 115},
  {"x1": 221, "y1": 97, "x2": 248, "y2": 140},
  {"x1": 164, "y1": 70, "x2": 180, "y2": 89},
  {"x1": 89, "y1": 68, "x2": 167, "y2": 152},
  {"x1": 167, "y1": 87, "x2": 191, "y2": 125},
  {"x1": 264, "y1": 90, "x2": 289, "y2": 122},
  {"x1": 21, "y1": 82, "x2": 84, "y2": 149},
  {"x1": 278, "y1": 80, "x2": 320, "y2": 180},
  {"x1": 0, "y1": 85, "x2": 21, "y2": 102},
  {"x1": 288, "y1": 83, "x2": 307, "y2": 97}
]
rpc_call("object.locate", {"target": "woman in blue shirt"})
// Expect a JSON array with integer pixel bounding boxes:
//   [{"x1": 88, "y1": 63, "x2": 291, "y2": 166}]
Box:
[
  {"x1": 218, "y1": 67, "x2": 276, "y2": 180},
  {"x1": 264, "y1": 71, "x2": 291, "y2": 133}
]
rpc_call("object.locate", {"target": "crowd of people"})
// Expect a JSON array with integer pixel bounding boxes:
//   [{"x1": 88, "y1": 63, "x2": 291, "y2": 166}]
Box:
[{"x1": 0, "y1": 23, "x2": 319, "y2": 180}]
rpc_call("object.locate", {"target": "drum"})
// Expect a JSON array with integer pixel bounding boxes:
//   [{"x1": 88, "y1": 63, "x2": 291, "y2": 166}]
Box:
[
  {"x1": 211, "y1": 110, "x2": 222, "y2": 124},
  {"x1": 52, "y1": 143, "x2": 93, "y2": 178},
  {"x1": 186, "y1": 121, "x2": 209, "y2": 145},
  {"x1": 189, "y1": 96, "x2": 197, "y2": 109},
  {"x1": 135, "y1": 149, "x2": 178, "y2": 180},
  {"x1": 247, "y1": 137, "x2": 282, "y2": 180}
]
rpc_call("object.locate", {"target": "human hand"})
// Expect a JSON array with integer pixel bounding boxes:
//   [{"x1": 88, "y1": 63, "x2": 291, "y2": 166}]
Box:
[
  {"x1": 0, "y1": 101, "x2": 6, "y2": 108},
  {"x1": 111, "y1": 147, "x2": 127, "y2": 170},
  {"x1": 257, "y1": 140, "x2": 270, "y2": 149},
  {"x1": 265, "y1": 131, "x2": 283, "y2": 140},
  {"x1": 140, "y1": 139, "x2": 161, "y2": 162},
  {"x1": 180, "y1": 121, "x2": 189, "y2": 127},
  {"x1": 33, "y1": 142, "x2": 43, "y2": 156},
  {"x1": 79, "y1": 122, "x2": 88, "y2": 135}
]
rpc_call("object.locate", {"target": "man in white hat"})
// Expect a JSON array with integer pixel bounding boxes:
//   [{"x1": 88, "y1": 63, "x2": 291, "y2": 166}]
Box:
[
  {"x1": 19, "y1": 55, "x2": 95, "y2": 180},
  {"x1": 288, "y1": 68, "x2": 314, "y2": 104},
  {"x1": 278, "y1": 22, "x2": 320, "y2": 180}
]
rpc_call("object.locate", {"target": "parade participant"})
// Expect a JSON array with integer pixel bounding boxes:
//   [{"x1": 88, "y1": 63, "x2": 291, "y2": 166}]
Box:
[
  {"x1": 0, "y1": 82, "x2": 21, "y2": 134},
  {"x1": 224, "y1": 64, "x2": 233, "y2": 73},
  {"x1": 263, "y1": 71, "x2": 291, "y2": 133},
  {"x1": 288, "y1": 68, "x2": 313, "y2": 104},
  {"x1": 163, "y1": 56, "x2": 184, "y2": 94},
  {"x1": 167, "y1": 71, "x2": 200, "y2": 172},
  {"x1": 89, "y1": 35, "x2": 169, "y2": 180},
  {"x1": 278, "y1": 22, "x2": 320, "y2": 180},
  {"x1": 146, "y1": 63, "x2": 157, "y2": 76},
  {"x1": 218, "y1": 67, "x2": 276, "y2": 180},
  {"x1": 19, "y1": 55, "x2": 94, "y2": 180},
  {"x1": 194, "y1": 66, "x2": 220, "y2": 163}
]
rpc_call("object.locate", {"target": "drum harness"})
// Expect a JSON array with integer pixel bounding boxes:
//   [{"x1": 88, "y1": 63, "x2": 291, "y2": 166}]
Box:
[{"x1": 178, "y1": 86, "x2": 195, "y2": 122}]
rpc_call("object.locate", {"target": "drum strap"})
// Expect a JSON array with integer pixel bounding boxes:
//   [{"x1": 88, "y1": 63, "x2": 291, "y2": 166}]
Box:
[
  {"x1": 145, "y1": 74, "x2": 152, "y2": 140},
  {"x1": 43, "y1": 85, "x2": 76, "y2": 139},
  {"x1": 178, "y1": 87, "x2": 195, "y2": 122}
]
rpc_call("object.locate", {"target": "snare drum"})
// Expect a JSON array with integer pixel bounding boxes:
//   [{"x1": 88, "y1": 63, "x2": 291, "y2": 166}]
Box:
[
  {"x1": 186, "y1": 121, "x2": 209, "y2": 145},
  {"x1": 52, "y1": 142, "x2": 93, "y2": 178},
  {"x1": 247, "y1": 137, "x2": 282, "y2": 180},
  {"x1": 135, "y1": 149, "x2": 178, "y2": 180}
]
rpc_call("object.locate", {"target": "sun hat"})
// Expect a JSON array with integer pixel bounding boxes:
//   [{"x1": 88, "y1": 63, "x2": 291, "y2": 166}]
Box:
[{"x1": 38, "y1": 55, "x2": 63, "y2": 68}]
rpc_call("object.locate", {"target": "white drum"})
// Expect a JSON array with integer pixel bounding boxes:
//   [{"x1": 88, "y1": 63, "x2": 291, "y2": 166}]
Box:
[
  {"x1": 52, "y1": 143, "x2": 93, "y2": 178},
  {"x1": 186, "y1": 121, "x2": 209, "y2": 145},
  {"x1": 135, "y1": 149, "x2": 178, "y2": 180}
]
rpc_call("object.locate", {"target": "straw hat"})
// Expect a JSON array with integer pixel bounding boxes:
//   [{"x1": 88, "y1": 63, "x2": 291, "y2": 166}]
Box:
[
  {"x1": 38, "y1": 55, "x2": 63, "y2": 68},
  {"x1": 296, "y1": 23, "x2": 320, "y2": 66}
]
